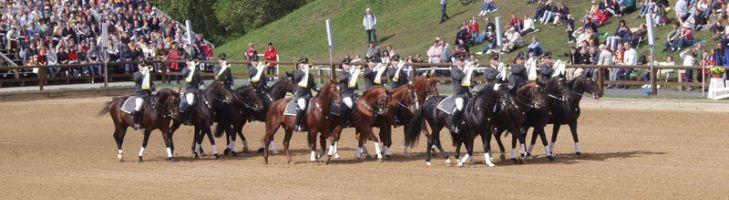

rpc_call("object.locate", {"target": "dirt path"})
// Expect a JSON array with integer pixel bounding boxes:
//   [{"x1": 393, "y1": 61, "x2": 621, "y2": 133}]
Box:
[{"x1": 0, "y1": 97, "x2": 727, "y2": 199}]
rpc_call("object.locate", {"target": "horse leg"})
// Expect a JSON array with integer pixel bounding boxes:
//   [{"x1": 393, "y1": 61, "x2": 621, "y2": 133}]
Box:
[
  {"x1": 235, "y1": 122, "x2": 249, "y2": 153},
  {"x1": 223, "y1": 124, "x2": 236, "y2": 156},
  {"x1": 549, "y1": 124, "x2": 562, "y2": 157},
  {"x1": 161, "y1": 127, "x2": 174, "y2": 162},
  {"x1": 113, "y1": 126, "x2": 126, "y2": 162},
  {"x1": 458, "y1": 132, "x2": 474, "y2": 167},
  {"x1": 481, "y1": 131, "x2": 496, "y2": 167},
  {"x1": 262, "y1": 123, "x2": 280, "y2": 164},
  {"x1": 367, "y1": 127, "x2": 384, "y2": 161},
  {"x1": 536, "y1": 125, "x2": 554, "y2": 161},
  {"x1": 192, "y1": 126, "x2": 201, "y2": 159},
  {"x1": 204, "y1": 126, "x2": 220, "y2": 159},
  {"x1": 323, "y1": 130, "x2": 336, "y2": 164},
  {"x1": 568, "y1": 122, "x2": 581, "y2": 155},
  {"x1": 283, "y1": 129, "x2": 294, "y2": 163},
  {"x1": 494, "y1": 128, "x2": 506, "y2": 160},
  {"x1": 318, "y1": 133, "x2": 327, "y2": 159},
  {"x1": 527, "y1": 126, "x2": 538, "y2": 157},
  {"x1": 331, "y1": 126, "x2": 343, "y2": 160},
  {"x1": 425, "y1": 132, "x2": 435, "y2": 166},
  {"x1": 138, "y1": 130, "x2": 151, "y2": 162},
  {"x1": 379, "y1": 125, "x2": 392, "y2": 159}
]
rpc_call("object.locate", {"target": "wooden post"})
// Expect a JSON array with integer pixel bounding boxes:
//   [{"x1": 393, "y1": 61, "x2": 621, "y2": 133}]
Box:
[
  {"x1": 104, "y1": 62, "x2": 109, "y2": 88},
  {"x1": 650, "y1": 66, "x2": 657, "y2": 95},
  {"x1": 39, "y1": 66, "x2": 46, "y2": 91},
  {"x1": 597, "y1": 65, "x2": 605, "y2": 91}
]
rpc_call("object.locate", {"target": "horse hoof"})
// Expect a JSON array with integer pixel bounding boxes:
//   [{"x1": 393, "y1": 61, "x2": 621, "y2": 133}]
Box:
[
  {"x1": 257, "y1": 148, "x2": 265, "y2": 153},
  {"x1": 242, "y1": 147, "x2": 250, "y2": 154},
  {"x1": 547, "y1": 155, "x2": 555, "y2": 161},
  {"x1": 138, "y1": 156, "x2": 144, "y2": 163},
  {"x1": 403, "y1": 153, "x2": 412, "y2": 157},
  {"x1": 334, "y1": 154, "x2": 341, "y2": 160},
  {"x1": 223, "y1": 148, "x2": 231, "y2": 156},
  {"x1": 445, "y1": 158, "x2": 452, "y2": 166},
  {"x1": 499, "y1": 154, "x2": 506, "y2": 161},
  {"x1": 215, "y1": 154, "x2": 221, "y2": 160},
  {"x1": 193, "y1": 153, "x2": 200, "y2": 159},
  {"x1": 486, "y1": 163, "x2": 496, "y2": 167},
  {"x1": 168, "y1": 157, "x2": 176, "y2": 163},
  {"x1": 230, "y1": 151, "x2": 237, "y2": 157},
  {"x1": 384, "y1": 155, "x2": 392, "y2": 160},
  {"x1": 511, "y1": 158, "x2": 517, "y2": 164},
  {"x1": 426, "y1": 161, "x2": 432, "y2": 166},
  {"x1": 457, "y1": 161, "x2": 464, "y2": 167},
  {"x1": 576, "y1": 152, "x2": 582, "y2": 156},
  {"x1": 526, "y1": 152, "x2": 532, "y2": 157}
]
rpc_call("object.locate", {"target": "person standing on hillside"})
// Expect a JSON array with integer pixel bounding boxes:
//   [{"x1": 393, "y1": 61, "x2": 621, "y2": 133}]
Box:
[
  {"x1": 245, "y1": 43, "x2": 257, "y2": 66},
  {"x1": 363, "y1": 8, "x2": 378, "y2": 43},
  {"x1": 264, "y1": 42, "x2": 278, "y2": 80},
  {"x1": 441, "y1": 0, "x2": 450, "y2": 23}
]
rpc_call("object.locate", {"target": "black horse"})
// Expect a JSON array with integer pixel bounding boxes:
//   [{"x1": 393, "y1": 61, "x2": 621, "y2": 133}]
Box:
[
  {"x1": 455, "y1": 82, "x2": 511, "y2": 167},
  {"x1": 519, "y1": 76, "x2": 570, "y2": 161},
  {"x1": 166, "y1": 81, "x2": 253, "y2": 160},
  {"x1": 490, "y1": 81, "x2": 548, "y2": 164},
  {"x1": 221, "y1": 73, "x2": 295, "y2": 155},
  {"x1": 546, "y1": 74, "x2": 602, "y2": 156}
]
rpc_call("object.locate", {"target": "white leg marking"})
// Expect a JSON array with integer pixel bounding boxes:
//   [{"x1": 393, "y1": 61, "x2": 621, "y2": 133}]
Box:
[
  {"x1": 510, "y1": 148, "x2": 516, "y2": 159},
  {"x1": 458, "y1": 154, "x2": 471, "y2": 167},
  {"x1": 374, "y1": 142, "x2": 383, "y2": 159},
  {"x1": 544, "y1": 144, "x2": 552, "y2": 156},
  {"x1": 484, "y1": 153, "x2": 496, "y2": 167},
  {"x1": 195, "y1": 143, "x2": 202, "y2": 154},
  {"x1": 575, "y1": 142, "x2": 581, "y2": 153},
  {"x1": 166, "y1": 147, "x2": 173, "y2": 158},
  {"x1": 355, "y1": 147, "x2": 362, "y2": 160},
  {"x1": 211, "y1": 145, "x2": 219, "y2": 155},
  {"x1": 328, "y1": 145, "x2": 335, "y2": 156},
  {"x1": 310, "y1": 150, "x2": 317, "y2": 161},
  {"x1": 117, "y1": 149, "x2": 123, "y2": 161},
  {"x1": 138, "y1": 147, "x2": 145, "y2": 157}
]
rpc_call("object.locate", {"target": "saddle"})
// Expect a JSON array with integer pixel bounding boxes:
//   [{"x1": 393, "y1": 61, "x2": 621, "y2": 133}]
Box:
[
  {"x1": 121, "y1": 96, "x2": 139, "y2": 114},
  {"x1": 436, "y1": 96, "x2": 457, "y2": 115}
]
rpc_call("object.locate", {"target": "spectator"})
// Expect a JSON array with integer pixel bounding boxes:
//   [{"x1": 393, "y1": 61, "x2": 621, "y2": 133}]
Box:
[
  {"x1": 609, "y1": 43, "x2": 624, "y2": 88},
  {"x1": 363, "y1": 8, "x2": 378, "y2": 43},
  {"x1": 566, "y1": 14, "x2": 576, "y2": 43},
  {"x1": 510, "y1": 14, "x2": 523, "y2": 33},
  {"x1": 527, "y1": 36, "x2": 544, "y2": 56},
  {"x1": 382, "y1": 45, "x2": 396, "y2": 61},
  {"x1": 673, "y1": 26, "x2": 695, "y2": 51},
  {"x1": 680, "y1": 48, "x2": 698, "y2": 87},
  {"x1": 441, "y1": 0, "x2": 450, "y2": 23},
  {"x1": 521, "y1": 15, "x2": 537, "y2": 36},
  {"x1": 264, "y1": 42, "x2": 278, "y2": 77},
  {"x1": 442, "y1": 41, "x2": 453, "y2": 63},
  {"x1": 597, "y1": 44, "x2": 613, "y2": 81},
  {"x1": 619, "y1": 42, "x2": 637, "y2": 89},
  {"x1": 245, "y1": 43, "x2": 257, "y2": 63},
  {"x1": 664, "y1": 22, "x2": 681, "y2": 51},
  {"x1": 367, "y1": 41, "x2": 381, "y2": 62},
  {"x1": 469, "y1": 17, "x2": 480, "y2": 38},
  {"x1": 479, "y1": 0, "x2": 499, "y2": 16},
  {"x1": 675, "y1": 0, "x2": 690, "y2": 22},
  {"x1": 502, "y1": 27, "x2": 524, "y2": 52},
  {"x1": 427, "y1": 37, "x2": 443, "y2": 63}
]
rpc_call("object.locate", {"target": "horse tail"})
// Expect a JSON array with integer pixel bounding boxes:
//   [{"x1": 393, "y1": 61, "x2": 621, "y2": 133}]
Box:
[
  {"x1": 213, "y1": 123, "x2": 225, "y2": 138},
  {"x1": 404, "y1": 106, "x2": 427, "y2": 147},
  {"x1": 97, "y1": 98, "x2": 116, "y2": 116}
]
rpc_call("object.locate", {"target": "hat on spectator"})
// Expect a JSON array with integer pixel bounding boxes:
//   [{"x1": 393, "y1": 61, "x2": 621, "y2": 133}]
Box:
[
  {"x1": 298, "y1": 57, "x2": 309, "y2": 64},
  {"x1": 454, "y1": 52, "x2": 467, "y2": 60},
  {"x1": 543, "y1": 51, "x2": 552, "y2": 59}
]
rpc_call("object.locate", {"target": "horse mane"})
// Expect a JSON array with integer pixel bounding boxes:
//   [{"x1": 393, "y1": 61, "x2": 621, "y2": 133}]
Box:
[
  {"x1": 316, "y1": 82, "x2": 334, "y2": 98},
  {"x1": 569, "y1": 74, "x2": 587, "y2": 91},
  {"x1": 391, "y1": 84, "x2": 412, "y2": 99},
  {"x1": 516, "y1": 81, "x2": 539, "y2": 95},
  {"x1": 363, "y1": 85, "x2": 388, "y2": 102}
]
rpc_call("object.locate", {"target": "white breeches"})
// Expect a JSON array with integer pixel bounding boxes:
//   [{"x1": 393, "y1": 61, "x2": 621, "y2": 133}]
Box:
[
  {"x1": 343, "y1": 97, "x2": 354, "y2": 109},
  {"x1": 297, "y1": 98, "x2": 307, "y2": 110},
  {"x1": 455, "y1": 97, "x2": 464, "y2": 111},
  {"x1": 134, "y1": 98, "x2": 144, "y2": 112},
  {"x1": 186, "y1": 93, "x2": 195, "y2": 106}
]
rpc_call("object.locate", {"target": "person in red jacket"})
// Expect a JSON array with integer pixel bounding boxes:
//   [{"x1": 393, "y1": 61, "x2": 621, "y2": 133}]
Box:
[
  {"x1": 263, "y1": 42, "x2": 278, "y2": 78},
  {"x1": 245, "y1": 43, "x2": 257, "y2": 65}
]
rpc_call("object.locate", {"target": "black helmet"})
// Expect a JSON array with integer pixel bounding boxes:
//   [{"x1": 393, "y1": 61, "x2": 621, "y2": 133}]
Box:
[
  {"x1": 298, "y1": 57, "x2": 309, "y2": 64},
  {"x1": 219, "y1": 53, "x2": 227, "y2": 60},
  {"x1": 390, "y1": 54, "x2": 400, "y2": 61},
  {"x1": 454, "y1": 52, "x2": 467, "y2": 60},
  {"x1": 341, "y1": 57, "x2": 352, "y2": 64}
]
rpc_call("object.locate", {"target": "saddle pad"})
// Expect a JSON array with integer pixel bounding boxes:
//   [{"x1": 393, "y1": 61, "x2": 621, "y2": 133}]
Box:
[
  {"x1": 121, "y1": 97, "x2": 137, "y2": 114},
  {"x1": 330, "y1": 103, "x2": 344, "y2": 116},
  {"x1": 283, "y1": 100, "x2": 298, "y2": 116},
  {"x1": 436, "y1": 96, "x2": 456, "y2": 115}
]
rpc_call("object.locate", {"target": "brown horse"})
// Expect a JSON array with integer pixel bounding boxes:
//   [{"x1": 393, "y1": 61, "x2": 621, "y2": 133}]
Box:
[
  {"x1": 329, "y1": 85, "x2": 391, "y2": 161},
  {"x1": 262, "y1": 82, "x2": 343, "y2": 164},
  {"x1": 98, "y1": 88, "x2": 181, "y2": 162},
  {"x1": 399, "y1": 75, "x2": 440, "y2": 156}
]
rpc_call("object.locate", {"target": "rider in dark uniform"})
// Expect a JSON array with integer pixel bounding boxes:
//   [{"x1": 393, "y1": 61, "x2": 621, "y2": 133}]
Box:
[
  {"x1": 293, "y1": 57, "x2": 317, "y2": 131},
  {"x1": 213, "y1": 53, "x2": 234, "y2": 89},
  {"x1": 132, "y1": 60, "x2": 156, "y2": 129},
  {"x1": 180, "y1": 59, "x2": 204, "y2": 125},
  {"x1": 510, "y1": 56, "x2": 528, "y2": 92},
  {"x1": 338, "y1": 57, "x2": 359, "y2": 126},
  {"x1": 539, "y1": 52, "x2": 554, "y2": 82},
  {"x1": 363, "y1": 56, "x2": 385, "y2": 89},
  {"x1": 449, "y1": 52, "x2": 473, "y2": 133},
  {"x1": 248, "y1": 54, "x2": 267, "y2": 92},
  {"x1": 387, "y1": 54, "x2": 408, "y2": 90}
]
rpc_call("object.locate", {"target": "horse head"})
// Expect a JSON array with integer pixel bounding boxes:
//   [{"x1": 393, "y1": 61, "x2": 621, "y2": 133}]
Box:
[
  {"x1": 517, "y1": 81, "x2": 547, "y2": 110},
  {"x1": 319, "y1": 82, "x2": 343, "y2": 106},
  {"x1": 414, "y1": 74, "x2": 439, "y2": 103},
  {"x1": 545, "y1": 75, "x2": 570, "y2": 102},
  {"x1": 582, "y1": 75, "x2": 603, "y2": 99},
  {"x1": 156, "y1": 88, "x2": 181, "y2": 119},
  {"x1": 370, "y1": 86, "x2": 391, "y2": 116},
  {"x1": 236, "y1": 85, "x2": 265, "y2": 112}
]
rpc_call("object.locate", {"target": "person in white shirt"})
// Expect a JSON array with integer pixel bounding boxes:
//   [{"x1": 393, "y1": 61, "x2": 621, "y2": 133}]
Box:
[
  {"x1": 619, "y1": 42, "x2": 638, "y2": 89},
  {"x1": 680, "y1": 49, "x2": 697, "y2": 90},
  {"x1": 426, "y1": 37, "x2": 443, "y2": 64},
  {"x1": 502, "y1": 27, "x2": 523, "y2": 52},
  {"x1": 597, "y1": 44, "x2": 613, "y2": 82},
  {"x1": 363, "y1": 8, "x2": 377, "y2": 43},
  {"x1": 520, "y1": 15, "x2": 536, "y2": 35}
]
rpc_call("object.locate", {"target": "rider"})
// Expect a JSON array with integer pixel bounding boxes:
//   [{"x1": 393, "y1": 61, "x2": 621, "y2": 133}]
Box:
[
  {"x1": 509, "y1": 55, "x2": 528, "y2": 92},
  {"x1": 180, "y1": 58, "x2": 204, "y2": 125},
  {"x1": 132, "y1": 60, "x2": 156, "y2": 129},
  {"x1": 293, "y1": 57, "x2": 317, "y2": 131},
  {"x1": 539, "y1": 52, "x2": 554, "y2": 82},
  {"x1": 248, "y1": 54, "x2": 267, "y2": 92},
  {"x1": 363, "y1": 56, "x2": 387, "y2": 90},
  {"x1": 213, "y1": 53, "x2": 234, "y2": 89},
  {"x1": 339, "y1": 57, "x2": 360, "y2": 126},
  {"x1": 449, "y1": 52, "x2": 474, "y2": 133},
  {"x1": 387, "y1": 54, "x2": 408, "y2": 90}
]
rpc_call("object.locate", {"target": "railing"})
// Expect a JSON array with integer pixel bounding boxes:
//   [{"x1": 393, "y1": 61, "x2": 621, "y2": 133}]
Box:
[{"x1": 0, "y1": 60, "x2": 717, "y2": 96}]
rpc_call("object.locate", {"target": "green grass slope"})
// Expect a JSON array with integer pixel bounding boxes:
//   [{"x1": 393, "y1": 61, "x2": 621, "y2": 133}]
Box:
[{"x1": 216, "y1": 0, "x2": 709, "y2": 69}]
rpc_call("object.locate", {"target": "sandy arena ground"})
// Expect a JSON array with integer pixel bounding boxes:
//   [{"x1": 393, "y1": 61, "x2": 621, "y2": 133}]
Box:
[{"x1": 0, "y1": 97, "x2": 728, "y2": 199}]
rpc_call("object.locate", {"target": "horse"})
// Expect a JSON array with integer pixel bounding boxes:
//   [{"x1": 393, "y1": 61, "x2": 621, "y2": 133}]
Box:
[
  {"x1": 262, "y1": 82, "x2": 343, "y2": 164},
  {"x1": 520, "y1": 76, "x2": 570, "y2": 161},
  {"x1": 546, "y1": 74, "x2": 603, "y2": 156},
  {"x1": 98, "y1": 88, "x2": 181, "y2": 162},
  {"x1": 166, "y1": 80, "x2": 251, "y2": 160},
  {"x1": 223, "y1": 73, "x2": 295, "y2": 155},
  {"x1": 455, "y1": 82, "x2": 511, "y2": 167},
  {"x1": 490, "y1": 81, "x2": 548, "y2": 164},
  {"x1": 329, "y1": 85, "x2": 391, "y2": 161},
  {"x1": 398, "y1": 75, "x2": 440, "y2": 156}
]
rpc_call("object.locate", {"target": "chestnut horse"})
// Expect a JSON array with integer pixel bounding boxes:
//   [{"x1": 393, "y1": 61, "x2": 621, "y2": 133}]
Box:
[
  {"x1": 330, "y1": 85, "x2": 391, "y2": 161},
  {"x1": 262, "y1": 82, "x2": 343, "y2": 164},
  {"x1": 98, "y1": 88, "x2": 180, "y2": 162}
]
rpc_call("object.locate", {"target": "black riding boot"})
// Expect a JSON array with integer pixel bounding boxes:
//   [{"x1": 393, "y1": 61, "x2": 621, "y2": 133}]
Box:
[
  {"x1": 294, "y1": 109, "x2": 306, "y2": 131},
  {"x1": 180, "y1": 103, "x2": 191, "y2": 125},
  {"x1": 450, "y1": 110, "x2": 463, "y2": 133},
  {"x1": 133, "y1": 111, "x2": 143, "y2": 130}
]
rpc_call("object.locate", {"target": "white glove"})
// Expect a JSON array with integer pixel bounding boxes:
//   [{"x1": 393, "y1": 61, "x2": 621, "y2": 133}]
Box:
[{"x1": 199, "y1": 85, "x2": 205, "y2": 90}]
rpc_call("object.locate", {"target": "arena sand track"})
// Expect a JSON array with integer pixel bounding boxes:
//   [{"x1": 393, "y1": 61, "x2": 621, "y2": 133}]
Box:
[{"x1": 0, "y1": 97, "x2": 728, "y2": 199}]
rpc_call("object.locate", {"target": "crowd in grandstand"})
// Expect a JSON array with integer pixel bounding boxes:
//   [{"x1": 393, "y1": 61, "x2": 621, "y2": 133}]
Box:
[{"x1": 0, "y1": 0, "x2": 213, "y2": 77}]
